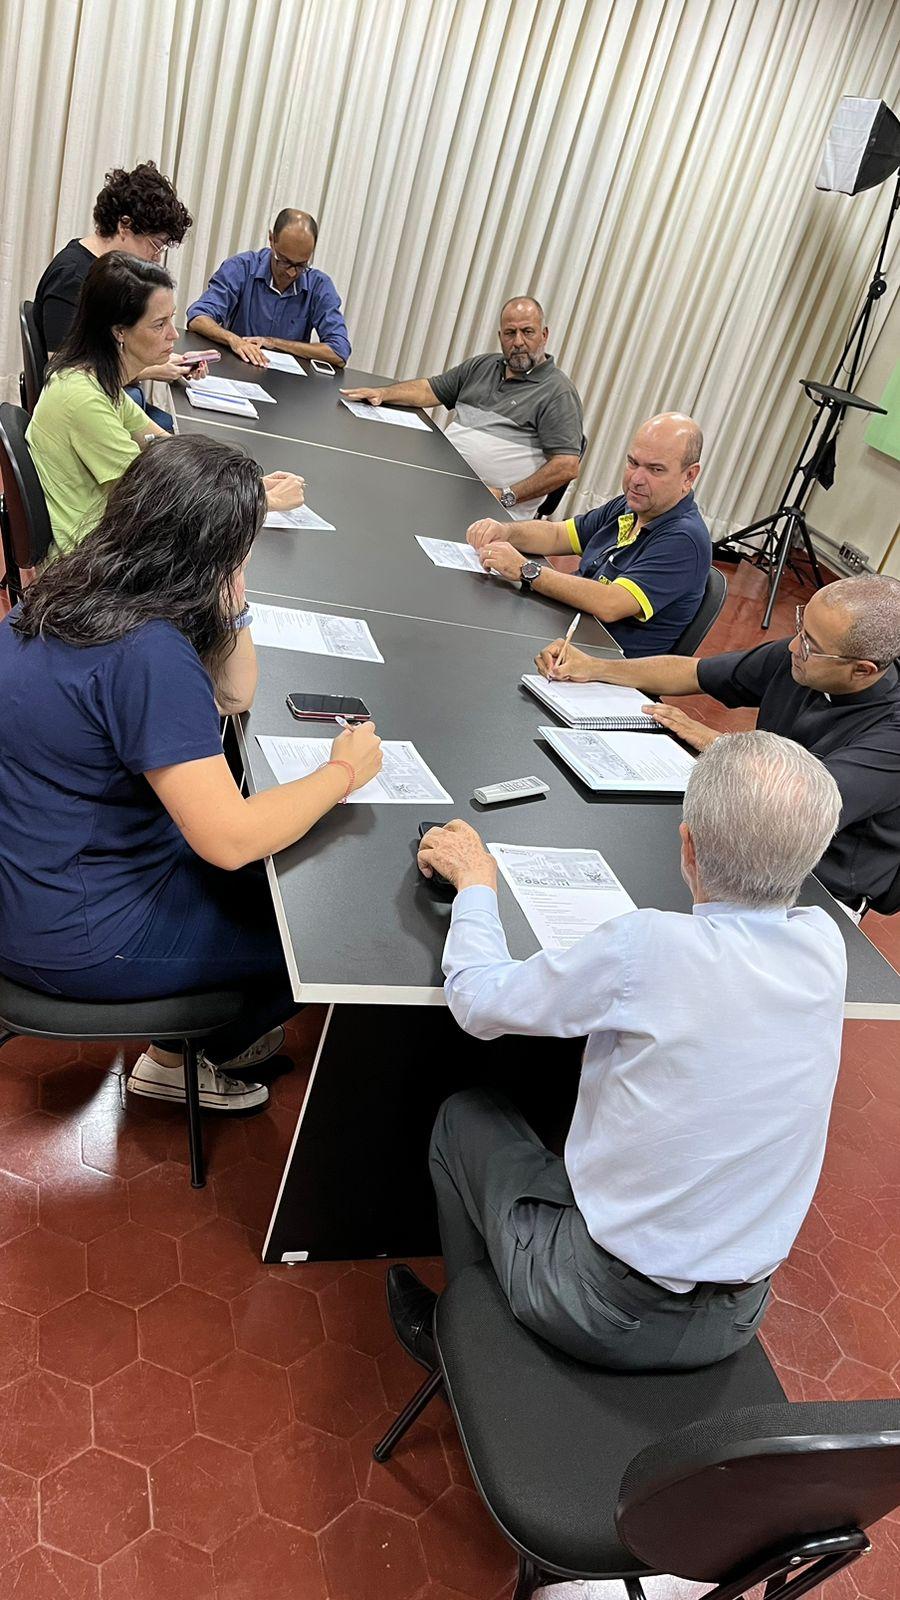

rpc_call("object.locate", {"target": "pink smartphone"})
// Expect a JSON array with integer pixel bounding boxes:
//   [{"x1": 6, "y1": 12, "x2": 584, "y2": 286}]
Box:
[{"x1": 181, "y1": 350, "x2": 220, "y2": 366}]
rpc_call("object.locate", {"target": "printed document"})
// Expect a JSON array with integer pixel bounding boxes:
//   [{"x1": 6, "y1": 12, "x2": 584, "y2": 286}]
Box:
[
  {"x1": 250, "y1": 604, "x2": 383, "y2": 663},
  {"x1": 263, "y1": 351, "x2": 306, "y2": 373},
  {"x1": 488, "y1": 842, "x2": 635, "y2": 951},
  {"x1": 186, "y1": 377, "x2": 258, "y2": 418},
  {"x1": 340, "y1": 398, "x2": 431, "y2": 431},
  {"x1": 520, "y1": 674, "x2": 654, "y2": 727},
  {"x1": 230, "y1": 381, "x2": 276, "y2": 404},
  {"x1": 415, "y1": 537, "x2": 485, "y2": 571},
  {"x1": 264, "y1": 505, "x2": 336, "y2": 532},
  {"x1": 540, "y1": 727, "x2": 695, "y2": 792},
  {"x1": 256, "y1": 736, "x2": 452, "y2": 804}
]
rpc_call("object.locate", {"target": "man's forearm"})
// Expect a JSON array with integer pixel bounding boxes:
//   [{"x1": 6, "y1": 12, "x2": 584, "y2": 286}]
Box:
[
  {"x1": 577, "y1": 648, "x2": 703, "y2": 694},
  {"x1": 270, "y1": 336, "x2": 346, "y2": 369},
  {"x1": 186, "y1": 314, "x2": 232, "y2": 349},
  {"x1": 508, "y1": 455, "x2": 579, "y2": 505},
  {"x1": 531, "y1": 565, "x2": 640, "y2": 621},
  {"x1": 380, "y1": 378, "x2": 439, "y2": 408},
  {"x1": 504, "y1": 519, "x2": 570, "y2": 555}
]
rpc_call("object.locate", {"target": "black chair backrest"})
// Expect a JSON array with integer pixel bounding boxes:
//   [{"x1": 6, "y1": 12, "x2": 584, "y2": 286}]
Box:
[
  {"x1": 19, "y1": 302, "x2": 46, "y2": 416},
  {"x1": 536, "y1": 434, "x2": 587, "y2": 520},
  {"x1": 0, "y1": 402, "x2": 54, "y2": 573},
  {"x1": 671, "y1": 564, "x2": 727, "y2": 656},
  {"x1": 616, "y1": 1399, "x2": 900, "y2": 1583}
]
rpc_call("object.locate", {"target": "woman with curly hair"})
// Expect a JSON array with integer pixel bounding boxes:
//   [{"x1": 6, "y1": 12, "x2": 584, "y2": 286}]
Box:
[
  {"x1": 0, "y1": 433, "x2": 381, "y2": 1111},
  {"x1": 34, "y1": 161, "x2": 194, "y2": 427},
  {"x1": 28, "y1": 252, "x2": 303, "y2": 557}
]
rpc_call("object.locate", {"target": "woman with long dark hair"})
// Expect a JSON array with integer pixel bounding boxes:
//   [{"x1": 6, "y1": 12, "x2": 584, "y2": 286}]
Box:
[
  {"x1": 27, "y1": 251, "x2": 303, "y2": 558},
  {"x1": 0, "y1": 434, "x2": 381, "y2": 1111}
]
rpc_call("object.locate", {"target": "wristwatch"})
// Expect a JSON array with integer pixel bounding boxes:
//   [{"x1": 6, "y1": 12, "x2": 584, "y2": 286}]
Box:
[
  {"x1": 519, "y1": 561, "x2": 542, "y2": 591},
  {"x1": 499, "y1": 486, "x2": 517, "y2": 509}
]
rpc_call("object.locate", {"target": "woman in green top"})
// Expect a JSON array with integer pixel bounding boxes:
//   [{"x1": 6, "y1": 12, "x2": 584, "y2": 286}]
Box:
[{"x1": 27, "y1": 253, "x2": 304, "y2": 558}]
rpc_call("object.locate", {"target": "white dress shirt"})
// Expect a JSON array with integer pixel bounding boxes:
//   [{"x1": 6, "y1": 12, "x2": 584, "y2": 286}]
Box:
[{"x1": 443, "y1": 887, "x2": 847, "y2": 1291}]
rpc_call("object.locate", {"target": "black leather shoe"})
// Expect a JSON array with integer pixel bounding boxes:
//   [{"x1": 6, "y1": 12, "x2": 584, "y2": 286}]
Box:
[{"x1": 386, "y1": 1264, "x2": 437, "y2": 1370}]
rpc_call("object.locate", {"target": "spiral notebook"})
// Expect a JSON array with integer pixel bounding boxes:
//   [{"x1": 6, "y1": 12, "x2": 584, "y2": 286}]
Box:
[{"x1": 520, "y1": 674, "x2": 662, "y2": 730}]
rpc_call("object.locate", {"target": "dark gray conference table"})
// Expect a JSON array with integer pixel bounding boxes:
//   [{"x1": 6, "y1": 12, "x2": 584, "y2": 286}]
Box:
[
  {"x1": 171, "y1": 346, "x2": 482, "y2": 476},
  {"x1": 238, "y1": 597, "x2": 900, "y2": 1263},
  {"x1": 176, "y1": 415, "x2": 620, "y2": 652}
]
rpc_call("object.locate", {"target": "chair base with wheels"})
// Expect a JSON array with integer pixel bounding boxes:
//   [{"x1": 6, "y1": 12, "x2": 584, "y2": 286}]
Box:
[
  {"x1": 375, "y1": 1262, "x2": 900, "y2": 1600},
  {"x1": 0, "y1": 975, "x2": 247, "y2": 1188}
]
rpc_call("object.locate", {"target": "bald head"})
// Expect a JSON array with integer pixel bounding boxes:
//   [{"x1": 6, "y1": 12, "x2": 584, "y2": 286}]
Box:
[
  {"x1": 500, "y1": 295, "x2": 544, "y2": 324},
  {"x1": 622, "y1": 412, "x2": 704, "y2": 522},
  {"x1": 818, "y1": 575, "x2": 900, "y2": 668},
  {"x1": 272, "y1": 208, "x2": 318, "y2": 244}
]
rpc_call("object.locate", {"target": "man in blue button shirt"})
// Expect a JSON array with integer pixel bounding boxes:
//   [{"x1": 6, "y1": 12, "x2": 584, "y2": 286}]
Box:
[
  {"x1": 465, "y1": 412, "x2": 711, "y2": 655},
  {"x1": 186, "y1": 208, "x2": 351, "y2": 369}
]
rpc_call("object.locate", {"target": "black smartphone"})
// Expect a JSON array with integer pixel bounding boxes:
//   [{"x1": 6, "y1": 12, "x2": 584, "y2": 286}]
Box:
[
  {"x1": 418, "y1": 821, "x2": 451, "y2": 886},
  {"x1": 286, "y1": 693, "x2": 371, "y2": 723}
]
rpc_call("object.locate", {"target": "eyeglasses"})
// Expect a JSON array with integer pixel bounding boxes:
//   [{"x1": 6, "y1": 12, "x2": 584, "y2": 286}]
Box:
[
  {"x1": 794, "y1": 605, "x2": 857, "y2": 664},
  {"x1": 270, "y1": 248, "x2": 310, "y2": 277},
  {"x1": 144, "y1": 234, "x2": 174, "y2": 261}
]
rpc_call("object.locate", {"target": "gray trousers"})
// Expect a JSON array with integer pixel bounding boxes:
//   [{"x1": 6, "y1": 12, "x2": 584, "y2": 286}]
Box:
[{"x1": 429, "y1": 1088, "x2": 772, "y2": 1372}]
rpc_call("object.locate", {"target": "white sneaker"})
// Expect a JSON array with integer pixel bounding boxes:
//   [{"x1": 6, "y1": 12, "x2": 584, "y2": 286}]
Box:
[
  {"x1": 126, "y1": 1052, "x2": 269, "y2": 1112},
  {"x1": 222, "y1": 1026, "x2": 285, "y2": 1071},
  {"x1": 142, "y1": 1026, "x2": 286, "y2": 1074}
]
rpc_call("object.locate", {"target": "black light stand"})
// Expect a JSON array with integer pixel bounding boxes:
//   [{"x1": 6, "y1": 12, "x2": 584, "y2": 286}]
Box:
[{"x1": 715, "y1": 168, "x2": 898, "y2": 629}]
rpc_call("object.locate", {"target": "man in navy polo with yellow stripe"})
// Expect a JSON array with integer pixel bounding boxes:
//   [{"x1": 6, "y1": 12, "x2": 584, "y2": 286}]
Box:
[{"x1": 465, "y1": 412, "x2": 711, "y2": 655}]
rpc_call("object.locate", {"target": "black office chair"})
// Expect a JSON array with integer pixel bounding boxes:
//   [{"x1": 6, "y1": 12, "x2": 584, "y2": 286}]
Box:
[
  {"x1": 670, "y1": 564, "x2": 727, "y2": 655},
  {"x1": 375, "y1": 1262, "x2": 900, "y2": 1600},
  {"x1": 0, "y1": 976, "x2": 248, "y2": 1188},
  {"x1": 0, "y1": 401, "x2": 54, "y2": 602},
  {"x1": 19, "y1": 301, "x2": 47, "y2": 415},
  {"x1": 536, "y1": 434, "x2": 587, "y2": 519}
]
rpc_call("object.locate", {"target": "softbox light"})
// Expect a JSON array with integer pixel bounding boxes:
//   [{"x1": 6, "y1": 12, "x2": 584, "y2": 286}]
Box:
[{"x1": 815, "y1": 97, "x2": 900, "y2": 195}]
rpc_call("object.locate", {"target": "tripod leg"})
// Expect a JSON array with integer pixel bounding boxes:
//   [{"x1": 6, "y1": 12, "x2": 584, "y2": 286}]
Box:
[
  {"x1": 762, "y1": 513, "x2": 800, "y2": 631},
  {"x1": 794, "y1": 513, "x2": 825, "y2": 590}
]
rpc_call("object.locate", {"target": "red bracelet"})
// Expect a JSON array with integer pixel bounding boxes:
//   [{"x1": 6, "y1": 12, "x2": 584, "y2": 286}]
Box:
[{"x1": 325, "y1": 759, "x2": 355, "y2": 803}]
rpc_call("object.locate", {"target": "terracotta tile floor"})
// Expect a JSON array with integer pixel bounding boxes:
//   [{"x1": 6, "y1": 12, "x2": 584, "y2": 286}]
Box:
[{"x1": 0, "y1": 557, "x2": 898, "y2": 1600}]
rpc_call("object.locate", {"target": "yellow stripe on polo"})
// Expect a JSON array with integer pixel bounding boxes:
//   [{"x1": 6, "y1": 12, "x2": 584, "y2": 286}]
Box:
[
  {"x1": 614, "y1": 576, "x2": 654, "y2": 620},
  {"x1": 565, "y1": 518, "x2": 582, "y2": 555}
]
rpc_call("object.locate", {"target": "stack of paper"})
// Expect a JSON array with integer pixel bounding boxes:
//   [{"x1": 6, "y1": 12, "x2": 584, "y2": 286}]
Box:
[
  {"x1": 415, "y1": 537, "x2": 485, "y2": 571},
  {"x1": 250, "y1": 604, "x2": 383, "y2": 663},
  {"x1": 340, "y1": 398, "x2": 431, "y2": 431},
  {"x1": 488, "y1": 842, "x2": 635, "y2": 950},
  {"x1": 540, "y1": 726, "x2": 695, "y2": 792},
  {"x1": 256, "y1": 736, "x2": 452, "y2": 804},
  {"x1": 186, "y1": 376, "x2": 258, "y2": 418}
]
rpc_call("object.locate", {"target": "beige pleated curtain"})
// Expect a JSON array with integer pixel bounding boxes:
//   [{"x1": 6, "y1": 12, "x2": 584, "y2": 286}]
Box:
[{"x1": 1, "y1": 0, "x2": 898, "y2": 545}]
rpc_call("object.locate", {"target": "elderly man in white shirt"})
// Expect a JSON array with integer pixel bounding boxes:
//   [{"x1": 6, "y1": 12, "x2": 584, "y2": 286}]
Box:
[{"x1": 388, "y1": 731, "x2": 847, "y2": 1373}]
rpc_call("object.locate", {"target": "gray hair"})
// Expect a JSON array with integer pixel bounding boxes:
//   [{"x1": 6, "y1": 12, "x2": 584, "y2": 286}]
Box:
[
  {"x1": 818, "y1": 574, "x2": 900, "y2": 668},
  {"x1": 683, "y1": 731, "x2": 842, "y2": 908}
]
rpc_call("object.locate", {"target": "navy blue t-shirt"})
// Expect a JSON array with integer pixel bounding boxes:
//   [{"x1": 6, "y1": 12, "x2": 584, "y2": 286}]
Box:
[
  {"x1": 0, "y1": 614, "x2": 223, "y2": 969},
  {"x1": 565, "y1": 492, "x2": 711, "y2": 655}
]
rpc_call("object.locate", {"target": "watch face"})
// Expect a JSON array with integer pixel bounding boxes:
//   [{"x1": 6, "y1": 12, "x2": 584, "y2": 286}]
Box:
[
  {"x1": 500, "y1": 490, "x2": 516, "y2": 508},
  {"x1": 521, "y1": 562, "x2": 541, "y2": 583}
]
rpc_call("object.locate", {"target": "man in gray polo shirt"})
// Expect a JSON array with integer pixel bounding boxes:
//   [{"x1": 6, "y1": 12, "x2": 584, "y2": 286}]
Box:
[{"x1": 341, "y1": 297, "x2": 583, "y2": 518}]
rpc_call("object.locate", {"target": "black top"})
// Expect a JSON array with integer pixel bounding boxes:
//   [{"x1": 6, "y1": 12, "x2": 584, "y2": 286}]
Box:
[
  {"x1": 698, "y1": 639, "x2": 900, "y2": 906},
  {"x1": 34, "y1": 239, "x2": 95, "y2": 351}
]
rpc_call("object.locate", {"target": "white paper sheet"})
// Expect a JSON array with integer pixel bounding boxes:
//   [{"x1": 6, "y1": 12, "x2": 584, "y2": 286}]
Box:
[
  {"x1": 488, "y1": 842, "x2": 635, "y2": 951},
  {"x1": 230, "y1": 381, "x2": 276, "y2": 403},
  {"x1": 340, "y1": 398, "x2": 431, "y2": 431},
  {"x1": 250, "y1": 604, "x2": 383, "y2": 662},
  {"x1": 262, "y1": 350, "x2": 306, "y2": 373},
  {"x1": 540, "y1": 727, "x2": 695, "y2": 792},
  {"x1": 414, "y1": 537, "x2": 485, "y2": 571},
  {"x1": 186, "y1": 376, "x2": 258, "y2": 417},
  {"x1": 256, "y1": 736, "x2": 452, "y2": 804},
  {"x1": 264, "y1": 505, "x2": 336, "y2": 532}
]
